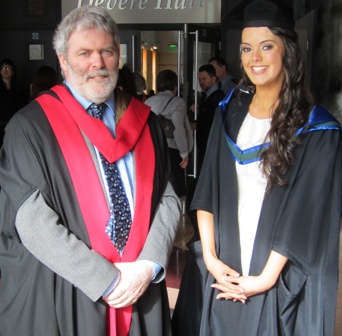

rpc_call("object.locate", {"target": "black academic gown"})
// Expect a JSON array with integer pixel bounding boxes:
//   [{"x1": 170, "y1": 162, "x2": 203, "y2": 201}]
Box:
[
  {"x1": 196, "y1": 88, "x2": 226, "y2": 174},
  {"x1": 0, "y1": 81, "x2": 27, "y2": 146},
  {"x1": 175, "y1": 93, "x2": 341, "y2": 336},
  {"x1": 0, "y1": 93, "x2": 172, "y2": 336}
]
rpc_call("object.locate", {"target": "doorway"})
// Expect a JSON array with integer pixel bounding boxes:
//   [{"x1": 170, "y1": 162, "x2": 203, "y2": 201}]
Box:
[
  {"x1": 119, "y1": 25, "x2": 220, "y2": 179},
  {"x1": 140, "y1": 28, "x2": 220, "y2": 103},
  {"x1": 118, "y1": 26, "x2": 220, "y2": 99},
  {"x1": 140, "y1": 30, "x2": 181, "y2": 95}
]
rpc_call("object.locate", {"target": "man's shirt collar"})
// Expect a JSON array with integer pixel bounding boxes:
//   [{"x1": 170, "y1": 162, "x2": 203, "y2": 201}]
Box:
[
  {"x1": 205, "y1": 83, "x2": 219, "y2": 98},
  {"x1": 64, "y1": 81, "x2": 115, "y2": 115}
]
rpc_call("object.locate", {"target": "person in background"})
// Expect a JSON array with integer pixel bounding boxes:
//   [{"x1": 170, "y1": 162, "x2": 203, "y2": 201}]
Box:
[
  {"x1": 0, "y1": 6, "x2": 180, "y2": 336},
  {"x1": 117, "y1": 64, "x2": 138, "y2": 97},
  {"x1": 30, "y1": 65, "x2": 58, "y2": 100},
  {"x1": 133, "y1": 71, "x2": 147, "y2": 102},
  {"x1": 147, "y1": 89, "x2": 155, "y2": 98},
  {"x1": 145, "y1": 69, "x2": 193, "y2": 198},
  {"x1": 0, "y1": 58, "x2": 27, "y2": 145},
  {"x1": 190, "y1": 63, "x2": 225, "y2": 176},
  {"x1": 208, "y1": 56, "x2": 237, "y2": 96},
  {"x1": 177, "y1": 0, "x2": 341, "y2": 335}
]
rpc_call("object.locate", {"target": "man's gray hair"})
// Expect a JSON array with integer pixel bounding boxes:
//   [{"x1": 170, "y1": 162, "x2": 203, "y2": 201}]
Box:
[{"x1": 53, "y1": 6, "x2": 120, "y2": 57}]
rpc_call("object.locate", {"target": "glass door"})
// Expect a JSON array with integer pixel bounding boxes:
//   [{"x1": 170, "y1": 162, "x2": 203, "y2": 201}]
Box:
[
  {"x1": 179, "y1": 24, "x2": 220, "y2": 179},
  {"x1": 118, "y1": 25, "x2": 220, "y2": 212},
  {"x1": 118, "y1": 30, "x2": 141, "y2": 71},
  {"x1": 175, "y1": 24, "x2": 220, "y2": 213}
]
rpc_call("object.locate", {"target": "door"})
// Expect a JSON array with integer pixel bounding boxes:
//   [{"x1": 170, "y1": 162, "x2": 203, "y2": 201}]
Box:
[
  {"x1": 118, "y1": 30, "x2": 141, "y2": 71},
  {"x1": 118, "y1": 25, "x2": 220, "y2": 211},
  {"x1": 178, "y1": 24, "x2": 221, "y2": 179}
]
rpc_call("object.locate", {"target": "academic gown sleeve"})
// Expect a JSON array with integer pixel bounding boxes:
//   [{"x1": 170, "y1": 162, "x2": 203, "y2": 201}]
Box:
[
  {"x1": 270, "y1": 130, "x2": 341, "y2": 272},
  {"x1": 256, "y1": 129, "x2": 342, "y2": 335},
  {"x1": 138, "y1": 182, "x2": 181, "y2": 281},
  {"x1": 0, "y1": 104, "x2": 116, "y2": 335},
  {"x1": 0, "y1": 98, "x2": 179, "y2": 336},
  {"x1": 0, "y1": 106, "x2": 118, "y2": 302}
]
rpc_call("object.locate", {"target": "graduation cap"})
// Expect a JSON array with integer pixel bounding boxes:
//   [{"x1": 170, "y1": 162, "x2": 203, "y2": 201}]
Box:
[
  {"x1": 223, "y1": 0, "x2": 294, "y2": 30},
  {"x1": 243, "y1": 0, "x2": 294, "y2": 29}
]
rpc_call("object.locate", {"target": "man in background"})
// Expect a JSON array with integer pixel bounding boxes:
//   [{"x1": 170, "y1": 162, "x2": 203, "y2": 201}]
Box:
[
  {"x1": 191, "y1": 64, "x2": 225, "y2": 175},
  {"x1": 209, "y1": 56, "x2": 238, "y2": 96}
]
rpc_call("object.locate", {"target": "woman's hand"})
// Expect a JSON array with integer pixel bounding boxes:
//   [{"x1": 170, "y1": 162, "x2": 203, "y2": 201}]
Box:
[
  {"x1": 206, "y1": 255, "x2": 247, "y2": 303},
  {"x1": 198, "y1": 210, "x2": 246, "y2": 303},
  {"x1": 213, "y1": 274, "x2": 266, "y2": 301},
  {"x1": 197, "y1": 210, "x2": 288, "y2": 304},
  {"x1": 213, "y1": 251, "x2": 288, "y2": 302}
]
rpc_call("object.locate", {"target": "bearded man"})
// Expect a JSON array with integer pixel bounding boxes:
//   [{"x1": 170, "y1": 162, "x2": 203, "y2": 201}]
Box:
[{"x1": 0, "y1": 6, "x2": 180, "y2": 336}]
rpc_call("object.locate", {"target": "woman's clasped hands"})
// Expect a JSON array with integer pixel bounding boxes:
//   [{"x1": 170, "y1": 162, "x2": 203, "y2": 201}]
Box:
[{"x1": 209, "y1": 257, "x2": 271, "y2": 304}]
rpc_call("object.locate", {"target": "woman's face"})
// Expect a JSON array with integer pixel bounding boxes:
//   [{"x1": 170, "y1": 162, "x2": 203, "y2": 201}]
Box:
[
  {"x1": 241, "y1": 27, "x2": 285, "y2": 90},
  {"x1": 1, "y1": 63, "x2": 14, "y2": 80}
]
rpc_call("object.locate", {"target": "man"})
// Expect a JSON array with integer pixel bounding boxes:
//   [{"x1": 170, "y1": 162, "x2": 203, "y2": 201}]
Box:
[
  {"x1": 208, "y1": 56, "x2": 237, "y2": 96},
  {"x1": 0, "y1": 6, "x2": 180, "y2": 336},
  {"x1": 191, "y1": 64, "x2": 225, "y2": 175}
]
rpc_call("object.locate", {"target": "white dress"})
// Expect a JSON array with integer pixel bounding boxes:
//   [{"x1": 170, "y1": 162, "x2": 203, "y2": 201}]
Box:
[{"x1": 235, "y1": 113, "x2": 271, "y2": 275}]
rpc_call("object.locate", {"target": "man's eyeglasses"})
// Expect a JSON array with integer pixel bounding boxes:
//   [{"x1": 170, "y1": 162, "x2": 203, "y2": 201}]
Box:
[{"x1": 1, "y1": 66, "x2": 13, "y2": 71}]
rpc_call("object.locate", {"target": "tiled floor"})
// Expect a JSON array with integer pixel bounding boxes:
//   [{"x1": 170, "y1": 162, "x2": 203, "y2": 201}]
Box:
[{"x1": 166, "y1": 215, "x2": 342, "y2": 335}]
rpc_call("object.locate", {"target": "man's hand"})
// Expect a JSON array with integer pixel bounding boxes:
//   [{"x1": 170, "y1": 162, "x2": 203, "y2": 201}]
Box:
[
  {"x1": 189, "y1": 104, "x2": 196, "y2": 113},
  {"x1": 180, "y1": 156, "x2": 189, "y2": 169},
  {"x1": 103, "y1": 260, "x2": 154, "y2": 308}
]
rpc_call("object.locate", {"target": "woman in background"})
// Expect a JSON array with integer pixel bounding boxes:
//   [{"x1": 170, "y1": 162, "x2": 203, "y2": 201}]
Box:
[{"x1": 0, "y1": 58, "x2": 27, "y2": 145}]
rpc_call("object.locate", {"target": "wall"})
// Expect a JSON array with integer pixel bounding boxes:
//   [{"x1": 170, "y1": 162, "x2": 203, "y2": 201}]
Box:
[
  {"x1": 0, "y1": 0, "x2": 61, "y2": 99},
  {"x1": 313, "y1": 0, "x2": 342, "y2": 122}
]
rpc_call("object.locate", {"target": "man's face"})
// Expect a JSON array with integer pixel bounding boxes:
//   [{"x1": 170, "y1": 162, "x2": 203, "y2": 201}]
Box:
[
  {"x1": 198, "y1": 71, "x2": 217, "y2": 92},
  {"x1": 209, "y1": 60, "x2": 225, "y2": 80},
  {"x1": 58, "y1": 28, "x2": 119, "y2": 103}
]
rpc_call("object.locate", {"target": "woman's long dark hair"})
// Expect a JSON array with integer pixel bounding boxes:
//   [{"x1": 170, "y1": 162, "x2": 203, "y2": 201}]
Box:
[{"x1": 241, "y1": 27, "x2": 313, "y2": 190}]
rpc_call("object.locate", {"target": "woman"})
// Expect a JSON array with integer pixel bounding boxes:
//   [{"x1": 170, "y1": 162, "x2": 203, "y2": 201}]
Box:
[
  {"x1": 175, "y1": 0, "x2": 341, "y2": 335},
  {"x1": 0, "y1": 58, "x2": 27, "y2": 145},
  {"x1": 145, "y1": 69, "x2": 193, "y2": 197}
]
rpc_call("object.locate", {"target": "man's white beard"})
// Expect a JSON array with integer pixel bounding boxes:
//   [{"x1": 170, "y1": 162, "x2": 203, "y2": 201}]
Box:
[{"x1": 65, "y1": 63, "x2": 118, "y2": 103}]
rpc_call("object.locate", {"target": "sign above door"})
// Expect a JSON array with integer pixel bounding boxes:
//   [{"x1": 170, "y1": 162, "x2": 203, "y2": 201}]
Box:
[{"x1": 62, "y1": 0, "x2": 221, "y2": 24}]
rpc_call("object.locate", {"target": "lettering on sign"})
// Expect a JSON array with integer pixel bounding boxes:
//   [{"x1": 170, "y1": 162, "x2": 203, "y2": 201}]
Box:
[
  {"x1": 77, "y1": 0, "x2": 205, "y2": 10},
  {"x1": 63, "y1": 0, "x2": 220, "y2": 24}
]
